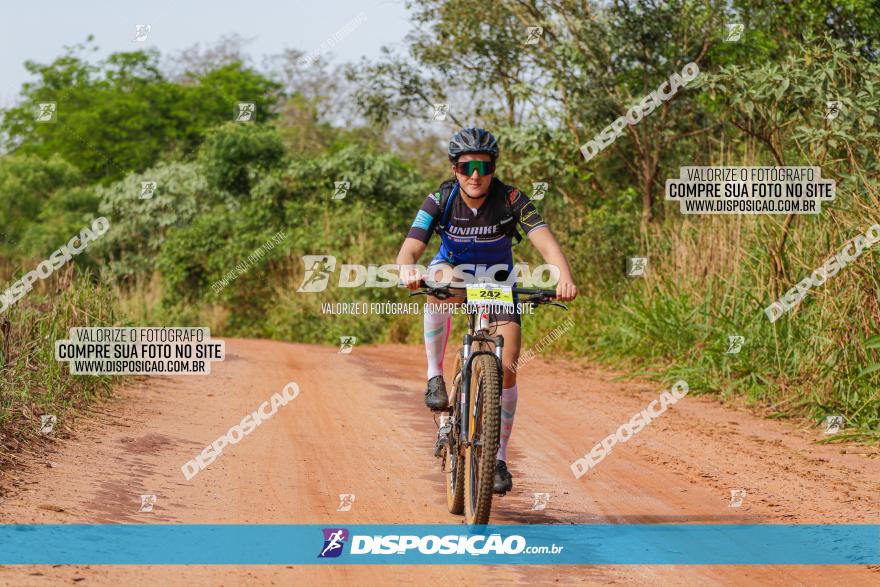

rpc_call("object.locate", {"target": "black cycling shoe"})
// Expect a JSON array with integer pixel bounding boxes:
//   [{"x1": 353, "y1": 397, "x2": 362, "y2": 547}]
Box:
[
  {"x1": 493, "y1": 460, "x2": 513, "y2": 494},
  {"x1": 424, "y1": 375, "x2": 449, "y2": 410}
]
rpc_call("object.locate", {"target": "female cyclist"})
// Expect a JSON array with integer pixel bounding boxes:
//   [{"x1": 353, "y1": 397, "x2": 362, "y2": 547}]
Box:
[{"x1": 397, "y1": 127, "x2": 577, "y2": 493}]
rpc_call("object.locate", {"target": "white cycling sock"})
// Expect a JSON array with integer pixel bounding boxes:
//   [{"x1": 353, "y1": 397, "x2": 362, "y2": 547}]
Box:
[
  {"x1": 424, "y1": 307, "x2": 452, "y2": 379},
  {"x1": 497, "y1": 383, "x2": 518, "y2": 462}
]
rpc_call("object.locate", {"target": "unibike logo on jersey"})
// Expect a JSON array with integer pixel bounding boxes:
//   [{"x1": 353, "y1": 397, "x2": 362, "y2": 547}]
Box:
[
  {"x1": 447, "y1": 223, "x2": 502, "y2": 236},
  {"x1": 318, "y1": 528, "x2": 349, "y2": 558}
]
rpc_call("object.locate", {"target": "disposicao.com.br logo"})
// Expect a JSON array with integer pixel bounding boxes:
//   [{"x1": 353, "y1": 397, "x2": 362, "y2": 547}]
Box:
[{"x1": 317, "y1": 528, "x2": 563, "y2": 558}]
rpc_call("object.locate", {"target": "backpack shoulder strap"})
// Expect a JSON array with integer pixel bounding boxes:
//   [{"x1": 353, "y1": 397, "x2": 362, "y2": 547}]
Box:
[
  {"x1": 436, "y1": 180, "x2": 458, "y2": 232},
  {"x1": 494, "y1": 180, "x2": 523, "y2": 245}
]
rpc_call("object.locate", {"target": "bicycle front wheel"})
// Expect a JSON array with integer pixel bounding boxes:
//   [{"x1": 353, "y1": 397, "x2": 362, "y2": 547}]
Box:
[{"x1": 464, "y1": 353, "x2": 501, "y2": 525}]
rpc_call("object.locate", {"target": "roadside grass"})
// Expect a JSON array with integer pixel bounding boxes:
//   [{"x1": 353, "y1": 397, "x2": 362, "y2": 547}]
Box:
[
  {"x1": 577, "y1": 205, "x2": 880, "y2": 442},
  {"x1": 0, "y1": 265, "x2": 121, "y2": 474}
]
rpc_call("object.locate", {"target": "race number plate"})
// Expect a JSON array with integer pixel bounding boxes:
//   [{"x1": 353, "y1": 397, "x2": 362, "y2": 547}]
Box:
[{"x1": 466, "y1": 283, "x2": 514, "y2": 308}]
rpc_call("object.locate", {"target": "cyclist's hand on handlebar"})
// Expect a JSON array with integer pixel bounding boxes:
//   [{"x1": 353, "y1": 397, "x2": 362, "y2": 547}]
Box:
[
  {"x1": 400, "y1": 265, "x2": 423, "y2": 291},
  {"x1": 556, "y1": 280, "x2": 578, "y2": 302}
]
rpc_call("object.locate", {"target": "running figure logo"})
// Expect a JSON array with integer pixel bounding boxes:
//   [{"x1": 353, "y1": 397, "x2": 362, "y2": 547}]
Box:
[
  {"x1": 725, "y1": 23, "x2": 744, "y2": 42},
  {"x1": 338, "y1": 336, "x2": 356, "y2": 354},
  {"x1": 318, "y1": 528, "x2": 349, "y2": 558},
  {"x1": 531, "y1": 182, "x2": 548, "y2": 201},
  {"x1": 39, "y1": 414, "x2": 57, "y2": 435},
  {"x1": 823, "y1": 415, "x2": 844, "y2": 434},
  {"x1": 729, "y1": 489, "x2": 746, "y2": 508},
  {"x1": 725, "y1": 335, "x2": 744, "y2": 354},
  {"x1": 626, "y1": 257, "x2": 648, "y2": 277},
  {"x1": 337, "y1": 494, "x2": 356, "y2": 511},
  {"x1": 431, "y1": 103, "x2": 449, "y2": 122},
  {"x1": 139, "y1": 494, "x2": 157, "y2": 512},
  {"x1": 140, "y1": 181, "x2": 157, "y2": 199},
  {"x1": 825, "y1": 101, "x2": 841, "y2": 121},
  {"x1": 332, "y1": 181, "x2": 350, "y2": 200},
  {"x1": 297, "y1": 255, "x2": 336, "y2": 292},
  {"x1": 134, "y1": 24, "x2": 152, "y2": 42},
  {"x1": 35, "y1": 102, "x2": 57, "y2": 123},
  {"x1": 524, "y1": 26, "x2": 543, "y2": 45},
  {"x1": 235, "y1": 102, "x2": 256, "y2": 122},
  {"x1": 532, "y1": 492, "x2": 550, "y2": 510}
]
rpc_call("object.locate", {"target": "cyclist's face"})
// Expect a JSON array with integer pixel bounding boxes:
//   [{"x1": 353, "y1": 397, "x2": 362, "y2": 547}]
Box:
[{"x1": 453, "y1": 153, "x2": 493, "y2": 198}]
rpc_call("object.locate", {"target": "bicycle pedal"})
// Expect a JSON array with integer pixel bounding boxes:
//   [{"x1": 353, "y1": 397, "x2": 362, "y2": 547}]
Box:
[
  {"x1": 434, "y1": 424, "x2": 452, "y2": 457},
  {"x1": 433, "y1": 437, "x2": 447, "y2": 457}
]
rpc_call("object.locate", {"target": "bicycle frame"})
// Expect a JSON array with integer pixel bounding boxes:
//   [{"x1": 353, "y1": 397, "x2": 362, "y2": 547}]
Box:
[
  {"x1": 411, "y1": 279, "x2": 566, "y2": 520},
  {"x1": 457, "y1": 306, "x2": 505, "y2": 449},
  {"x1": 409, "y1": 279, "x2": 564, "y2": 458}
]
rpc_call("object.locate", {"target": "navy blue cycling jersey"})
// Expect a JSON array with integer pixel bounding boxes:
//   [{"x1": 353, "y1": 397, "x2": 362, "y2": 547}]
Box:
[{"x1": 406, "y1": 178, "x2": 548, "y2": 267}]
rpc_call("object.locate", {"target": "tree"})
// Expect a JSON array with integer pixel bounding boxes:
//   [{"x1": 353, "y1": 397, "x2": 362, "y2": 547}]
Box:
[
  {"x1": 350, "y1": 0, "x2": 880, "y2": 243},
  {"x1": 0, "y1": 154, "x2": 83, "y2": 256},
  {"x1": 699, "y1": 35, "x2": 880, "y2": 294},
  {"x1": 1, "y1": 38, "x2": 282, "y2": 184}
]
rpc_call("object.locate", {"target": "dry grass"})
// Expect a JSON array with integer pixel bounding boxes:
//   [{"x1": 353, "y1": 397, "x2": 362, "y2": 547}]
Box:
[{"x1": 0, "y1": 265, "x2": 120, "y2": 475}]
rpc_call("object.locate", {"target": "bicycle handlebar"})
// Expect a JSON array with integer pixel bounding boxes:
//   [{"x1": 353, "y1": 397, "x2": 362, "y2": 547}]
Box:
[{"x1": 408, "y1": 279, "x2": 567, "y2": 309}]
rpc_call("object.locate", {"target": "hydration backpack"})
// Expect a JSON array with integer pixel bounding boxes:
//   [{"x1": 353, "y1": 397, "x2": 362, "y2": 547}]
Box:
[{"x1": 434, "y1": 178, "x2": 523, "y2": 245}]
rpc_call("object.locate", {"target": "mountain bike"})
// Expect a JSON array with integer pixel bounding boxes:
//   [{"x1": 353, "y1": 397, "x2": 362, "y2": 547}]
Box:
[{"x1": 410, "y1": 280, "x2": 567, "y2": 525}]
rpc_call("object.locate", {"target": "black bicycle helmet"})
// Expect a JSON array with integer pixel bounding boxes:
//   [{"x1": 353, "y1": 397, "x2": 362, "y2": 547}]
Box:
[{"x1": 448, "y1": 128, "x2": 499, "y2": 162}]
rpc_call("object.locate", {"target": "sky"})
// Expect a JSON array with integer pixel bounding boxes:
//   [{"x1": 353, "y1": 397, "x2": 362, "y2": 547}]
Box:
[{"x1": 0, "y1": 0, "x2": 413, "y2": 107}]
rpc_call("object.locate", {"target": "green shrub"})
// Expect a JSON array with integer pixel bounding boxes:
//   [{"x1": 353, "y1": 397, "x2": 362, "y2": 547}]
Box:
[
  {"x1": 95, "y1": 161, "x2": 209, "y2": 281},
  {"x1": 198, "y1": 122, "x2": 286, "y2": 196},
  {"x1": 0, "y1": 154, "x2": 84, "y2": 257}
]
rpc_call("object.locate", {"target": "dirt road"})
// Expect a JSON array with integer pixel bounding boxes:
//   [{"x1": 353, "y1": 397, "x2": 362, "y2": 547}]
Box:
[{"x1": 1, "y1": 339, "x2": 878, "y2": 585}]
